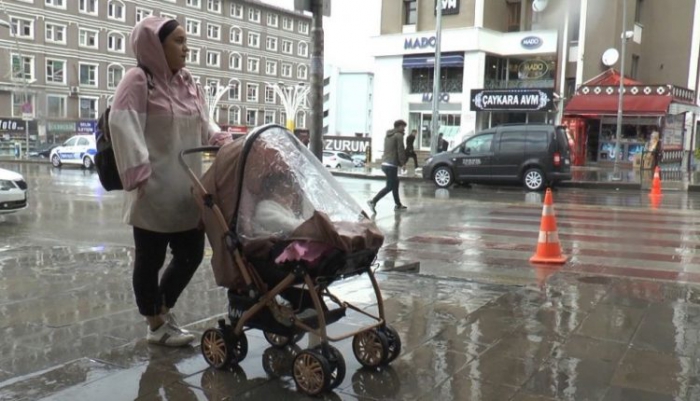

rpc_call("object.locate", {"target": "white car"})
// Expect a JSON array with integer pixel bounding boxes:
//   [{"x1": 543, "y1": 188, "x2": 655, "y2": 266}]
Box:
[
  {"x1": 322, "y1": 151, "x2": 355, "y2": 169},
  {"x1": 50, "y1": 135, "x2": 97, "y2": 169},
  {"x1": 0, "y1": 167, "x2": 28, "y2": 214}
]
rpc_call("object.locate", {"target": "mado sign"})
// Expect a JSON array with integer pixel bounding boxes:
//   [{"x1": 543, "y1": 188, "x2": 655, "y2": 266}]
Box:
[
  {"x1": 404, "y1": 36, "x2": 436, "y2": 50},
  {"x1": 521, "y1": 36, "x2": 543, "y2": 50}
]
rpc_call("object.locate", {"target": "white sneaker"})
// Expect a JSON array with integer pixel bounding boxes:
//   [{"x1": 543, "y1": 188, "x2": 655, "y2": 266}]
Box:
[
  {"x1": 147, "y1": 322, "x2": 195, "y2": 347},
  {"x1": 164, "y1": 312, "x2": 191, "y2": 334}
]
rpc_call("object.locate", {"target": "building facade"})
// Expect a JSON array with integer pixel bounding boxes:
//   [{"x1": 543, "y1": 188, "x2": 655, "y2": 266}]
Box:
[
  {"x1": 371, "y1": 0, "x2": 700, "y2": 165},
  {"x1": 0, "y1": 0, "x2": 311, "y2": 156},
  {"x1": 323, "y1": 65, "x2": 374, "y2": 137}
]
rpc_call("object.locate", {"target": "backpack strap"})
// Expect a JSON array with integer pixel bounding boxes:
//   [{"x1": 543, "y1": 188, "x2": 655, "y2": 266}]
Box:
[{"x1": 137, "y1": 63, "x2": 155, "y2": 90}]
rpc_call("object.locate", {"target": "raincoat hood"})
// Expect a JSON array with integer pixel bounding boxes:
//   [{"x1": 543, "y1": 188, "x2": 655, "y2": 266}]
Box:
[{"x1": 130, "y1": 16, "x2": 177, "y2": 81}]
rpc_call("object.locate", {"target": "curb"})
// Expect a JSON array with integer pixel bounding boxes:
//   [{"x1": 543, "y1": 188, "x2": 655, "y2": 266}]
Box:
[{"x1": 0, "y1": 158, "x2": 51, "y2": 165}]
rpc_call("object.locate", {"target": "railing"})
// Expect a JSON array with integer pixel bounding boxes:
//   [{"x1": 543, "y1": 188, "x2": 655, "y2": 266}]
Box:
[
  {"x1": 409, "y1": 78, "x2": 463, "y2": 94},
  {"x1": 484, "y1": 79, "x2": 555, "y2": 89}
]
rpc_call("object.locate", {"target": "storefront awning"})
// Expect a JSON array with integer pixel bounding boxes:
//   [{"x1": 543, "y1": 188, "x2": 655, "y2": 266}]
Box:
[
  {"x1": 402, "y1": 53, "x2": 464, "y2": 69},
  {"x1": 564, "y1": 94, "x2": 673, "y2": 116}
]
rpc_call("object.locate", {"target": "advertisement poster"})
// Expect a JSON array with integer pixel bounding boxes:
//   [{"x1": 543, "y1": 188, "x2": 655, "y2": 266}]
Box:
[{"x1": 663, "y1": 113, "x2": 685, "y2": 150}]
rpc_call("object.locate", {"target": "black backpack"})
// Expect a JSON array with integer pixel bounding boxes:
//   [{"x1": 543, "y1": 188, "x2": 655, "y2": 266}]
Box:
[{"x1": 95, "y1": 65, "x2": 154, "y2": 191}]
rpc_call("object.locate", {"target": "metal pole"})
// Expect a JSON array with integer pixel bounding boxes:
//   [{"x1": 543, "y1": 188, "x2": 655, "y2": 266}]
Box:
[
  {"x1": 309, "y1": 0, "x2": 324, "y2": 160},
  {"x1": 613, "y1": 0, "x2": 627, "y2": 179},
  {"x1": 430, "y1": 0, "x2": 442, "y2": 155}
]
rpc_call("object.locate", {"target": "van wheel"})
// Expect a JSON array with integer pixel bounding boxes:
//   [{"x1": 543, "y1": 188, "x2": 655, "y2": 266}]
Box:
[
  {"x1": 51, "y1": 155, "x2": 62, "y2": 168},
  {"x1": 83, "y1": 156, "x2": 94, "y2": 170},
  {"x1": 523, "y1": 168, "x2": 545, "y2": 191},
  {"x1": 433, "y1": 166, "x2": 453, "y2": 188}
]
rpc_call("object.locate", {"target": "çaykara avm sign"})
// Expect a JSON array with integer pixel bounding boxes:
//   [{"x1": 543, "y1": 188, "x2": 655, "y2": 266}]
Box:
[
  {"x1": 434, "y1": 0, "x2": 460, "y2": 15},
  {"x1": 470, "y1": 89, "x2": 554, "y2": 111}
]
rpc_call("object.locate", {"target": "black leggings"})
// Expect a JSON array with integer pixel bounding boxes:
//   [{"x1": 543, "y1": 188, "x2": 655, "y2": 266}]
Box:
[
  {"x1": 132, "y1": 227, "x2": 205, "y2": 316},
  {"x1": 372, "y1": 165, "x2": 401, "y2": 206},
  {"x1": 406, "y1": 151, "x2": 418, "y2": 168}
]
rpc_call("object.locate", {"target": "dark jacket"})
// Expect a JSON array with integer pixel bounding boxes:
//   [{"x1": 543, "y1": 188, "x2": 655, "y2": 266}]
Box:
[
  {"x1": 382, "y1": 128, "x2": 407, "y2": 167},
  {"x1": 406, "y1": 133, "x2": 416, "y2": 153},
  {"x1": 439, "y1": 138, "x2": 449, "y2": 152}
]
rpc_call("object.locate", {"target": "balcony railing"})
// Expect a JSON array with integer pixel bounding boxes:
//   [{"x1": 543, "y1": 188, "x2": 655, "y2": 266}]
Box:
[
  {"x1": 484, "y1": 79, "x2": 555, "y2": 89},
  {"x1": 409, "y1": 77, "x2": 463, "y2": 94}
]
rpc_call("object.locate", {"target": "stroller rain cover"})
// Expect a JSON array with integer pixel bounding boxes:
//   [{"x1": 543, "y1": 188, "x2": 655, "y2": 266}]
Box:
[{"x1": 199, "y1": 126, "x2": 385, "y2": 289}]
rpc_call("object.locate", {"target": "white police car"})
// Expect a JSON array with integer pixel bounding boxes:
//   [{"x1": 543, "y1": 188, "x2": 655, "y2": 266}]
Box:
[
  {"x1": 0, "y1": 167, "x2": 28, "y2": 214},
  {"x1": 50, "y1": 135, "x2": 97, "y2": 169}
]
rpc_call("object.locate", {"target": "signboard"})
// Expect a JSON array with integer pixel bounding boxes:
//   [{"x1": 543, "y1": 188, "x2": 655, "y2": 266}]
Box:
[
  {"x1": 421, "y1": 93, "x2": 450, "y2": 103},
  {"x1": 521, "y1": 36, "x2": 543, "y2": 50},
  {"x1": 0, "y1": 118, "x2": 26, "y2": 132},
  {"x1": 76, "y1": 121, "x2": 97, "y2": 133},
  {"x1": 404, "y1": 36, "x2": 437, "y2": 50},
  {"x1": 518, "y1": 60, "x2": 550, "y2": 80},
  {"x1": 47, "y1": 121, "x2": 77, "y2": 133},
  {"x1": 21, "y1": 102, "x2": 33, "y2": 121},
  {"x1": 470, "y1": 88, "x2": 554, "y2": 111},
  {"x1": 435, "y1": 0, "x2": 460, "y2": 15},
  {"x1": 663, "y1": 113, "x2": 685, "y2": 150},
  {"x1": 323, "y1": 136, "x2": 370, "y2": 153}
]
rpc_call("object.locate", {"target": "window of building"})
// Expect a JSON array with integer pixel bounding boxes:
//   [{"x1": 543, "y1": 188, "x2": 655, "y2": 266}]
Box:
[
  {"x1": 631, "y1": 54, "x2": 640, "y2": 79},
  {"x1": 10, "y1": 17, "x2": 34, "y2": 39},
  {"x1": 248, "y1": 32, "x2": 260, "y2": 48},
  {"x1": 46, "y1": 59, "x2": 65, "y2": 84},
  {"x1": 79, "y1": 97, "x2": 99, "y2": 119},
  {"x1": 108, "y1": 64, "x2": 124, "y2": 88},
  {"x1": 228, "y1": 79, "x2": 240, "y2": 100},
  {"x1": 186, "y1": 0, "x2": 200, "y2": 8},
  {"x1": 298, "y1": 65, "x2": 308, "y2": 80},
  {"x1": 296, "y1": 111, "x2": 306, "y2": 129},
  {"x1": 403, "y1": 0, "x2": 417, "y2": 25},
  {"x1": 230, "y1": 27, "x2": 242, "y2": 44},
  {"x1": 282, "y1": 40, "x2": 293, "y2": 54},
  {"x1": 264, "y1": 110, "x2": 275, "y2": 124},
  {"x1": 282, "y1": 17, "x2": 293, "y2": 30},
  {"x1": 186, "y1": 19, "x2": 200, "y2": 36},
  {"x1": 265, "y1": 86, "x2": 275, "y2": 103},
  {"x1": 135, "y1": 8, "x2": 153, "y2": 23},
  {"x1": 208, "y1": 0, "x2": 221, "y2": 13},
  {"x1": 282, "y1": 63, "x2": 292, "y2": 78},
  {"x1": 267, "y1": 13, "x2": 278, "y2": 27},
  {"x1": 108, "y1": 0, "x2": 125, "y2": 20},
  {"x1": 266, "y1": 60, "x2": 277, "y2": 75},
  {"x1": 108, "y1": 32, "x2": 125, "y2": 52},
  {"x1": 635, "y1": 0, "x2": 644, "y2": 23},
  {"x1": 266, "y1": 36, "x2": 278, "y2": 51},
  {"x1": 187, "y1": 48, "x2": 200, "y2": 64},
  {"x1": 79, "y1": 63, "x2": 98, "y2": 86},
  {"x1": 207, "y1": 51, "x2": 220, "y2": 67},
  {"x1": 228, "y1": 105, "x2": 241, "y2": 124},
  {"x1": 12, "y1": 93, "x2": 35, "y2": 118},
  {"x1": 507, "y1": 1, "x2": 521, "y2": 32},
  {"x1": 298, "y1": 21, "x2": 309, "y2": 34},
  {"x1": 247, "y1": 57, "x2": 259, "y2": 73},
  {"x1": 79, "y1": 28, "x2": 99, "y2": 49},
  {"x1": 161, "y1": 12, "x2": 177, "y2": 20},
  {"x1": 246, "y1": 109, "x2": 258, "y2": 126},
  {"x1": 79, "y1": 0, "x2": 98, "y2": 15},
  {"x1": 207, "y1": 23, "x2": 221, "y2": 40},
  {"x1": 247, "y1": 83, "x2": 258, "y2": 102},
  {"x1": 280, "y1": 111, "x2": 287, "y2": 125},
  {"x1": 45, "y1": 0, "x2": 66, "y2": 9},
  {"x1": 298, "y1": 42, "x2": 308, "y2": 57},
  {"x1": 11, "y1": 54, "x2": 34, "y2": 81},
  {"x1": 206, "y1": 78, "x2": 219, "y2": 96},
  {"x1": 229, "y1": 53, "x2": 242, "y2": 70},
  {"x1": 249, "y1": 8, "x2": 261, "y2": 22},
  {"x1": 231, "y1": 3, "x2": 243, "y2": 18},
  {"x1": 45, "y1": 22, "x2": 66, "y2": 44},
  {"x1": 47, "y1": 95, "x2": 67, "y2": 118}
]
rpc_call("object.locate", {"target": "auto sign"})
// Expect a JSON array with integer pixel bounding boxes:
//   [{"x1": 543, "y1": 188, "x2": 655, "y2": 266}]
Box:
[{"x1": 521, "y1": 36, "x2": 543, "y2": 50}]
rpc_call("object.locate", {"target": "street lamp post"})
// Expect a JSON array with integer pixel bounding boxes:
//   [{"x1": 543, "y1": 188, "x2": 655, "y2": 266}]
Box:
[
  {"x1": 430, "y1": 0, "x2": 443, "y2": 155},
  {"x1": 202, "y1": 84, "x2": 230, "y2": 133},
  {"x1": 0, "y1": 14, "x2": 32, "y2": 158},
  {"x1": 613, "y1": 0, "x2": 632, "y2": 180},
  {"x1": 268, "y1": 82, "x2": 310, "y2": 133}
]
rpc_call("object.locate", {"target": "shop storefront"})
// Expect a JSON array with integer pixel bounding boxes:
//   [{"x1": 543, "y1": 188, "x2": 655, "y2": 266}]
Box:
[
  {"x1": 563, "y1": 70, "x2": 698, "y2": 168},
  {"x1": 0, "y1": 118, "x2": 37, "y2": 157},
  {"x1": 370, "y1": 27, "x2": 559, "y2": 160}
]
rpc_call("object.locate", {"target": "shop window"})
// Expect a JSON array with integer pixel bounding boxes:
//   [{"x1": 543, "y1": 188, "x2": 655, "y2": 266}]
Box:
[
  {"x1": 404, "y1": 0, "x2": 417, "y2": 25},
  {"x1": 507, "y1": 1, "x2": 521, "y2": 32},
  {"x1": 409, "y1": 67, "x2": 463, "y2": 94}
]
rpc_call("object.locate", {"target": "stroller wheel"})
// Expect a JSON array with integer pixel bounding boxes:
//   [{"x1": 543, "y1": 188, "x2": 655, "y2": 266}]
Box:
[
  {"x1": 352, "y1": 329, "x2": 389, "y2": 369},
  {"x1": 262, "y1": 344, "x2": 301, "y2": 378},
  {"x1": 316, "y1": 345, "x2": 346, "y2": 390},
  {"x1": 264, "y1": 331, "x2": 305, "y2": 348},
  {"x1": 381, "y1": 325, "x2": 402, "y2": 364},
  {"x1": 293, "y1": 349, "x2": 333, "y2": 396},
  {"x1": 201, "y1": 328, "x2": 232, "y2": 369}
]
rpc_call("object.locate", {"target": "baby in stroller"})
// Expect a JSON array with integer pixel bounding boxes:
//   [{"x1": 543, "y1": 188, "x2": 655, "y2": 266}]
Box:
[{"x1": 180, "y1": 125, "x2": 401, "y2": 396}]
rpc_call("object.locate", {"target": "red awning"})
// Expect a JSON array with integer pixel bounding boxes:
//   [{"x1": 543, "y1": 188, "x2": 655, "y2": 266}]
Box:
[{"x1": 564, "y1": 94, "x2": 672, "y2": 116}]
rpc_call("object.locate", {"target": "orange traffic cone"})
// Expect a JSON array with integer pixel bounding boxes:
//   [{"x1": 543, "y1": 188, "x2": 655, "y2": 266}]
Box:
[
  {"x1": 649, "y1": 166, "x2": 663, "y2": 197},
  {"x1": 530, "y1": 188, "x2": 568, "y2": 264}
]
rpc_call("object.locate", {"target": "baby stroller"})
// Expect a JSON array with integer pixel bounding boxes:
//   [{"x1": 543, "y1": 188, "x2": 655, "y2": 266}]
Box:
[{"x1": 179, "y1": 125, "x2": 401, "y2": 395}]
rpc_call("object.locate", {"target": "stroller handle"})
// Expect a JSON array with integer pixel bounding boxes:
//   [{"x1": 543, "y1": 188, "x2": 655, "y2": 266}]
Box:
[{"x1": 179, "y1": 146, "x2": 220, "y2": 188}]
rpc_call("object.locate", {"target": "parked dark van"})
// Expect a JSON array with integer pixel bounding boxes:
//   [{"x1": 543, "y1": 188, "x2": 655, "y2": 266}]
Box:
[{"x1": 422, "y1": 124, "x2": 572, "y2": 191}]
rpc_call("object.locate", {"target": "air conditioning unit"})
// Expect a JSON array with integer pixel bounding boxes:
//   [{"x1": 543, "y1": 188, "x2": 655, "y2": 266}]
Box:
[{"x1": 70, "y1": 86, "x2": 80, "y2": 96}]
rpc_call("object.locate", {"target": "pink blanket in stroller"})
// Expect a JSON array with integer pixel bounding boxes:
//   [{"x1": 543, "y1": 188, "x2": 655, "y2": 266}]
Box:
[{"x1": 274, "y1": 241, "x2": 335, "y2": 267}]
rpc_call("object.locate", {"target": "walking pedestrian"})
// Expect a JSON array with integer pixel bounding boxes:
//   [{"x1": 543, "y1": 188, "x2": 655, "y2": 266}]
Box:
[
  {"x1": 110, "y1": 16, "x2": 230, "y2": 347},
  {"x1": 438, "y1": 133, "x2": 449, "y2": 152},
  {"x1": 367, "y1": 120, "x2": 408, "y2": 214},
  {"x1": 405, "y1": 129, "x2": 419, "y2": 169}
]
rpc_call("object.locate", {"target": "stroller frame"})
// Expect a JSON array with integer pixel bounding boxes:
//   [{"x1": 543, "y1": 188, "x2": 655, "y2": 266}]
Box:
[{"x1": 179, "y1": 126, "x2": 401, "y2": 396}]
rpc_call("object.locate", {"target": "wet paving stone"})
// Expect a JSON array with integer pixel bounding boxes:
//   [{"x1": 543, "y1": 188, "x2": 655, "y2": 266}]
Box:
[
  {"x1": 612, "y1": 349, "x2": 695, "y2": 397},
  {"x1": 576, "y1": 304, "x2": 646, "y2": 343},
  {"x1": 556, "y1": 335, "x2": 629, "y2": 364},
  {"x1": 459, "y1": 353, "x2": 544, "y2": 389},
  {"x1": 631, "y1": 302, "x2": 700, "y2": 357},
  {"x1": 602, "y1": 386, "x2": 687, "y2": 401},
  {"x1": 523, "y1": 357, "x2": 616, "y2": 401},
  {"x1": 482, "y1": 331, "x2": 563, "y2": 364},
  {"x1": 421, "y1": 376, "x2": 518, "y2": 401}
]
